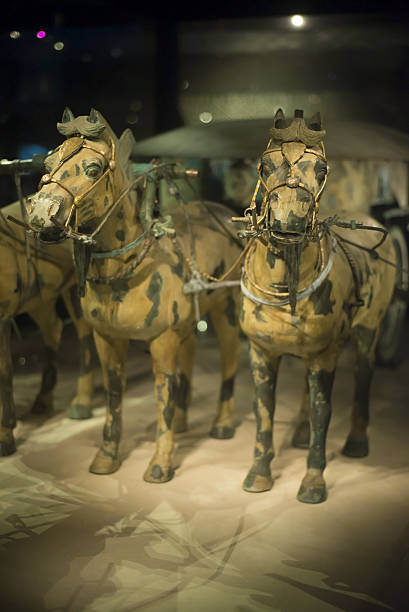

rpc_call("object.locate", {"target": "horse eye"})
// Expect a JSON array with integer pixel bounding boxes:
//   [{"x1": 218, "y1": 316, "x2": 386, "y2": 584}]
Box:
[{"x1": 85, "y1": 164, "x2": 101, "y2": 178}]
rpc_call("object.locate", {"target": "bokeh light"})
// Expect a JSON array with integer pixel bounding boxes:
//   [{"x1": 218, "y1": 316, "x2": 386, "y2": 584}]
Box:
[
  {"x1": 36, "y1": 30, "x2": 46, "y2": 39},
  {"x1": 290, "y1": 15, "x2": 304, "y2": 27},
  {"x1": 199, "y1": 111, "x2": 213, "y2": 124},
  {"x1": 54, "y1": 41, "x2": 64, "y2": 51},
  {"x1": 9, "y1": 31, "x2": 21, "y2": 39}
]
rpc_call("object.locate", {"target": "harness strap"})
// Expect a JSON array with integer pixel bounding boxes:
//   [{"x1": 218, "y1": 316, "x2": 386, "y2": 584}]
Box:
[{"x1": 241, "y1": 237, "x2": 336, "y2": 308}]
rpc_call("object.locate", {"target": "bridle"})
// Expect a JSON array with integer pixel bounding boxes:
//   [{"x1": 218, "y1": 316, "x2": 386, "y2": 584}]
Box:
[
  {"x1": 37, "y1": 135, "x2": 117, "y2": 242},
  {"x1": 235, "y1": 138, "x2": 328, "y2": 243}
]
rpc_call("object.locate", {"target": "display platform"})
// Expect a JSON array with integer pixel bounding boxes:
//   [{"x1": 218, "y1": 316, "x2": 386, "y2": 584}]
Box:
[{"x1": 0, "y1": 329, "x2": 408, "y2": 612}]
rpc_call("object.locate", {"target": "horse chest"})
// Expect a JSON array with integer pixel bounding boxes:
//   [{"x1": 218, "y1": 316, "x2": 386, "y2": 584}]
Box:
[{"x1": 241, "y1": 295, "x2": 344, "y2": 356}]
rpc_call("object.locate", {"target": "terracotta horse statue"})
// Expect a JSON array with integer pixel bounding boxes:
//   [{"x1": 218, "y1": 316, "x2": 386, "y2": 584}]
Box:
[
  {"x1": 0, "y1": 199, "x2": 97, "y2": 457},
  {"x1": 27, "y1": 108, "x2": 241, "y2": 483},
  {"x1": 238, "y1": 109, "x2": 397, "y2": 503}
]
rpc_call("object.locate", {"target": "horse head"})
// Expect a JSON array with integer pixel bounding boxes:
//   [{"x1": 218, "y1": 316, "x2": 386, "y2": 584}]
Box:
[
  {"x1": 27, "y1": 107, "x2": 136, "y2": 243},
  {"x1": 257, "y1": 108, "x2": 328, "y2": 243}
]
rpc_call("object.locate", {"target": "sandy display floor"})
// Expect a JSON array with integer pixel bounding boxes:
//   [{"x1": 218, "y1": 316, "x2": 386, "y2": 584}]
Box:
[{"x1": 0, "y1": 327, "x2": 408, "y2": 612}]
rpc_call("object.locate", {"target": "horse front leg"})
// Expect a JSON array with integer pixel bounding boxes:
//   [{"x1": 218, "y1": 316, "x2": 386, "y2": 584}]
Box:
[
  {"x1": 297, "y1": 355, "x2": 336, "y2": 504},
  {"x1": 292, "y1": 372, "x2": 310, "y2": 448},
  {"x1": 243, "y1": 341, "x2": 280, "y2": 493},
  {"x1": 144, "y1": 329, "x2": 181, "y2": 483},
  {"x1": 0, "y1": 320, "x2": 17, "y2": 456},
  {"x1": 61, "y1": 287, "x2": 98, "y2": 419},
  {"x1": 89, "y1": 331, "x2": 128, "y2": 475},
  {"x1": 342, "y1": 324, "x2": 377, "y2": 458},
  {"x1": 29, "y1": 302, "x2": 63, "y2": 414}
]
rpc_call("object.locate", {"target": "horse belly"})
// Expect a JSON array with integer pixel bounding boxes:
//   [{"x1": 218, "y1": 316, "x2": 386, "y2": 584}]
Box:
[{"x1": 83, "y1": 277, "x2": 191, "y2": 341}]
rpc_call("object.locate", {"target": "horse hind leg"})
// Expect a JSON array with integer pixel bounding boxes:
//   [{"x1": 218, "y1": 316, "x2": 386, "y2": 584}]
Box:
[
  {"x1": 208, "y1": 291, "x2": 240, "y2": 440},
  {"x1": 61, "y1": 287, "x2": 98, "y2": 419},
  {"x1": 29, "y1": 302, "x2": 63, "y2": 414},
  {"x1": 342, "y1": 324, "x2": 377, "y2": 458},
  {"x1": 0, "y1": 320, "x2": 17, "y2": 456},
  {"x1": 173, "y1": 333, "x2": 196, "y2": 433}
]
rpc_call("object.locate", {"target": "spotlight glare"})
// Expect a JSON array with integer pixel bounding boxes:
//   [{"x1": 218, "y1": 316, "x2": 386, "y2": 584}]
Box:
[
  {"x1": 197, "y1": 320, "x2": 208, "y2": 333},
  {"x1": 10, "y1": 30, "x2": 21, "y2": 39},
  {"x1": 54, "y1": 41, "x2": 64, "y2": 51},
  {"x1": 290, "y1": 15, "x2": 304, "y2": 27},
  {"x1": 36, "y1": 30, "x2": 46, "y2": 39}
]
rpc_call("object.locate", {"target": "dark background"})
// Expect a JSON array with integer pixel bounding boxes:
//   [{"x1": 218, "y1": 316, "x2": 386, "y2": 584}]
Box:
[{"x1": 1, "y1": 1, "x2": 409, "y2": 201}]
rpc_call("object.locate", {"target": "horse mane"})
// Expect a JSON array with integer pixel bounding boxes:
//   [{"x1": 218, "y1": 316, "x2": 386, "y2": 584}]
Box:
[
  {"x1": 270, "y1": 110, "x2": 326, "y2": 147},
  {"x1": 57, "y1": 116, "x2": 106, "y2": 138}
]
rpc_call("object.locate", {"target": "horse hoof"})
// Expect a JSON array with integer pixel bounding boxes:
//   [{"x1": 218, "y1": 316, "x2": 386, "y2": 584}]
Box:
[
  {"x1": 292, "y1": 421, "x2": 310, "y2": 449},
  {"x1": 210, "y1": 425, "x2": 235, "y2": 439},
  {"x1": 31, "y1": 396, "x2": 52, "y2": 414},
  {"x1": 143, "y1": 463, "x2": 174, "y2": 483},
  {"x1": 0, "y1": 438, "x2": 16, "y2": 456},
  {"x1": 89, "y1": 450, "x2": 121, "y2": 475},
  {"x1": 342, "y1": 435, "x2": 369, "y2": 458},
  {"x1": 67, "y1": 404, "x2": 92, "y2": 420},
  {"x1": 297, "y1": 483, "x2": 327, "y2": 504},
  {"x1": 242, "y1": 470, "x2": 273, "y2": 493}
]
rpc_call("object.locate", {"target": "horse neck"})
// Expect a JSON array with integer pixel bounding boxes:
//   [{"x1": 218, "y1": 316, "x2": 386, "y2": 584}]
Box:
[
  {"x1": 91, "y1": 166, "x2": 142, "y2": 253},
  {"x1": 250, "y1": 237, "x2": 322, "y2": 287}
]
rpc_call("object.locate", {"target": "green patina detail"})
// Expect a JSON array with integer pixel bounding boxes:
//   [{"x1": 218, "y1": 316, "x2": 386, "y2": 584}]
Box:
[
  {"x1": 171, "y1": 249, "x2": 184, "y2": 279},
  {"x1": 103, "y1": 369, "x2": 122, "y2": 449},
  {"x1": 115, "y1": 230, "x2": 125, "y2": 242},
  {"x1": 207, "y1": 260, "x2": 225, "y2": 295},
  {"x1": 224, "y1": 293, "x2": 237, "y2": 326},
  {"x1": 172, "y1": 300, "x2": 179, "y2": 325},
  {"x1": 287, "y1": 209, "x2": 308, "y2": 231},
  {"x1": 307, "y1": 368, "x2": 334, "y2": 471},
  {"x1": 220, "y1": 375, "x2": 234, "y2": 402},
  {"x1": 91, "y1": 308, "x2": 99, "y2": 318},
  {"x1": 253, "y1": 303, "x2": 267, "y2": 322},
  {"x1": 111, "y1": 278, "x2": 130, "y2": 303},
  {"x1": 117, "y1": 208, "x2": 124, "y2": 219},
  {"x1": 104, "y1": 196, "x2": 109, "y2": 207},
  {"x1": 75, "y1": 164, "x2": 80, "y2": 176},
  {"x1": 144, "y1": 271, "x2": 163, "y2": 327},
  {"x1": 60, "y1": 170, "x2": 70, "y2": 181},
  {"x1": 176, "y1": 372, "x2": 190, "y2": 412},
  {"x1": 156, "y1": 373, "x2": 176, "y2": 430},
  {"x1": 309, "y1": 279, "x2": 335, "y2": 315}
]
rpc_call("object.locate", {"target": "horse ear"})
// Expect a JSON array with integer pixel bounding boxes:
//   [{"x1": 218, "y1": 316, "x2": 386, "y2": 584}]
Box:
[
  {"x1": 88, "y1": 108, "x2": 99, "y2": 123},
  {"x1": 273, "y1": 108, "x2": 286, "y2": 128},
  {"x1": 118, "y1": 128, "x2": 136, "y2": 167},
  {"x1": 61, "y1": 107, "x2": 74, "y2": 123},
  {"x1": 309, "y1": 112, "x2": 322, "y2": 131}
]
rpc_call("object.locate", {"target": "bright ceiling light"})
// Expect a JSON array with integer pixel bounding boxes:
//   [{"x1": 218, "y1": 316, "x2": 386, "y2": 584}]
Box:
[{"x1": 290, "y1": 15, "x2": 304, "y2": 27}]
